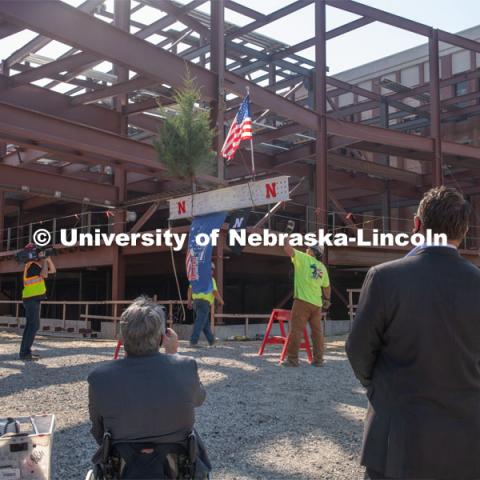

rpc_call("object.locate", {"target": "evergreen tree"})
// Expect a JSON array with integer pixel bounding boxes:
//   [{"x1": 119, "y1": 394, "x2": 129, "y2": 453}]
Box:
[{"x1": 154, "y1": 73, "x2": 216, "y2": 190}]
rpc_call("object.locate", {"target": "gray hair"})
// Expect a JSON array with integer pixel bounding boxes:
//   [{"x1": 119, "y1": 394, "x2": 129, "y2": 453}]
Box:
[{"x1": 120, "y1": 296, "x2": 166, "y2": 356}]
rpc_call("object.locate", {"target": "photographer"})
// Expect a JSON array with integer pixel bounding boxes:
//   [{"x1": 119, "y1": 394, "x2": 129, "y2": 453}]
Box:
[{"x1": 19, "y1": 243, "x2": 56, "y2": 361}]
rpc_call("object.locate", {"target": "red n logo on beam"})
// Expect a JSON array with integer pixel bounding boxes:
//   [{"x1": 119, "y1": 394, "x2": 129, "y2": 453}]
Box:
[
  {"x1": 178, "y1": 201, "x2": 186, "y2": 215},
  {"x1": 265, "y1": 182, "x2": 277, "y2": 199}
]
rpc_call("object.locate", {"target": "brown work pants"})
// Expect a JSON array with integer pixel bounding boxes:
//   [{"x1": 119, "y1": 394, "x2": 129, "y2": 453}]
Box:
[{"x1": 286, "y1": 299, "x2": 324, "y2": 365}]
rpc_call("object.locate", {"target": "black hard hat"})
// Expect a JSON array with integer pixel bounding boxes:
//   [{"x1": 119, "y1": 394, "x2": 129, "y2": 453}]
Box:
[{"x1": 309, "y1": 244, "x2": 324, "y2": 260}]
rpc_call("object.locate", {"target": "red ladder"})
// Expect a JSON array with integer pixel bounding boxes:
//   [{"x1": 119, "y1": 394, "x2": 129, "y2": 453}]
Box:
[
  {"x1": 258, "y1": 309, "x2": 312, "y2": 363},
  {"x1": 113, "y1": 340, "x2": 123, "y2": 359}
]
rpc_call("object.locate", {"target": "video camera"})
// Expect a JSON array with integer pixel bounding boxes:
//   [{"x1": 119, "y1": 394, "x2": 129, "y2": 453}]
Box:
[{"x1": 15, "y1": 245, "x2": 57, "y2": 264}]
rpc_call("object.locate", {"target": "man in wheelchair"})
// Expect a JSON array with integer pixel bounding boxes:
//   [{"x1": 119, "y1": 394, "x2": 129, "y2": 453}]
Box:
[{"x1": 86, "y1": 297, "x2": 211, "y2": 479}]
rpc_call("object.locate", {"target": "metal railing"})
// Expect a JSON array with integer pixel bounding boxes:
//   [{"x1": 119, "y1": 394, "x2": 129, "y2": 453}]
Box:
[
  {"x1": 214, "y1": 313, "x2": 271, "y2": 337},
  {"x1": 0, "y1": 298, "x2": 187, "y2": 338},
  {"x1": 347, "y1": 289, "x2": 362, "y2": 324}
]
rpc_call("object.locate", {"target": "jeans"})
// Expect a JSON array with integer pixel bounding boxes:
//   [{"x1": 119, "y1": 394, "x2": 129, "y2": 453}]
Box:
[
  {"x1": 20, "y1": 299, "x2": 41, "y2": 357},
  {"x1": 190, "y1": 299, "x2": 215, "y2": 345}
]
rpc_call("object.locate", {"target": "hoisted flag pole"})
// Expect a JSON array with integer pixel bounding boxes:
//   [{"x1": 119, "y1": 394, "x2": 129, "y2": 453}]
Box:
[{"x1": 246, "y1": 86, "x2": 256, "y2": 180}]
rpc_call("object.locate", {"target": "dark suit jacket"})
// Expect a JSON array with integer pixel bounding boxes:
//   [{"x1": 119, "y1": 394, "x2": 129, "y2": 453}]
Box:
[
  {"x1": 88, "y1": 352, "x2": 206, "y2": 448},
  {"x1": 346, "y1": 247, "x2": 480, "y2": 479}
]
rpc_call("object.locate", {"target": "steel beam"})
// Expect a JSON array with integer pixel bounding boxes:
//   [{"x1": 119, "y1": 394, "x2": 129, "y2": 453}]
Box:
[
  {"x1": 274, "y1": 143, "x2": 422, "y2": 185},
  {"x1": 0, "y1": 163, "x2": 117, "y2": 204},
  {"x1": 325, "y1": 0, "x2": 431, "y2": 37},
  {"x1": 225, "y1": 0, "x2": 314, "y2": 40},
  {"x1": 0, "y1": 0, "x2": 216, "y2": 98},
  {"x1": 271, "y1": 17, "x2": 374, "y2": 60},
  {"x1": 135, "y1": 0, "x2": 207, "y2": 40},
  {"x1": 5, "y1": 0, "x2": 104, "y2": 70},
  {"x1": 2, "y1": 0, "x2": 479, "y2": 172},
  {"x1": 254, "y1": 123, "x2": 306, "y2": 145},
  {"x1": 155, "y1": 0, "x2": 210, "y2": 37},
  {"x1": 0, "y1": 102, "x2": 163, "y2": 173},
  {"x1": 389, "y1": 68, "x2": 480, "y2": 101},
  {"x1": 0, "y1": 20, "x2": 21, "y2": 39},
  {"x1": 437, "y1": 30, "x2": 480, "y2": 55},
  {"x1": 10, "y1": 52, "x2": 99, "y2": 86},
  {"x1": 224, "y1": 1, "x2": 266, "y2": 21},
  {"x1": 0, "y1": 74, "x2": 121, "y2": 132},
  {"x1": 71, "y1": 76, "x2": 153, "y2": 105},
  {"x1": 326, "y1": 118, "x2": 433, "y2": 153},
  {"x1": 327, "y1": 76, "x2": 380, "y2": 101},
  {"x1": 0, "y1": 246, "x2": 115, "y2": 274}
]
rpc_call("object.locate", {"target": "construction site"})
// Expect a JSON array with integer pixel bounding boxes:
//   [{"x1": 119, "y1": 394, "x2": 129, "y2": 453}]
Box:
[
  {"x1": 2, "y1": 2, "x2": 480, "y2": 480},
  {"x1": 0, "y1": 0, "x2": 479, "y2": 335}
]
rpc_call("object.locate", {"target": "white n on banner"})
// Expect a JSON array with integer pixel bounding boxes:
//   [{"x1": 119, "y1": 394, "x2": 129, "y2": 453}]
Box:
[{"x1": 169, "y1": 176, "x2": 290, "y2": 220}]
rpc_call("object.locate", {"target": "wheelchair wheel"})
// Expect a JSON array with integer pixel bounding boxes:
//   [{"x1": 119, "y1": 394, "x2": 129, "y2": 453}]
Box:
[{"x1": 84, "y1": 470, "x2": 95, "y2": 480}]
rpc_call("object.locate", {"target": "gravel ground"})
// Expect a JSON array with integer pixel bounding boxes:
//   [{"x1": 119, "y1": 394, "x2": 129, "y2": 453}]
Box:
[{"x1": 0, "y1": 331, "x2": 367, "y2": 480}]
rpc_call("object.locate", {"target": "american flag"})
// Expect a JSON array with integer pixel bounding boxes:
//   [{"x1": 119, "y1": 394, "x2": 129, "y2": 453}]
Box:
[
  {"x1": 186, "y1": 249, "x2": 199, "y2": 282},
  {"x1": 221, "y1": 95, "x2": 253, "y2": 161}
]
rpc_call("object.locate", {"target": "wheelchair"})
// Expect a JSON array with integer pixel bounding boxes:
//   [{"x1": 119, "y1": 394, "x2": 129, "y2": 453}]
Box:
[{"x1": 85, "y1": 431, "x2": 211, "y2": 480}]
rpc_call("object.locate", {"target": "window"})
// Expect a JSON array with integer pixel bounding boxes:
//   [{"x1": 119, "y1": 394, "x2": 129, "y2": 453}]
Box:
[
  {"x1": 452, "y1": 50, "x2": 470, "y2": 75},
  {"x1": 400, "y1": 66, "x2": 419, "y2": 87},
  {"x1": 455, "y1": 81, "x2": 469, "y2": 107}
]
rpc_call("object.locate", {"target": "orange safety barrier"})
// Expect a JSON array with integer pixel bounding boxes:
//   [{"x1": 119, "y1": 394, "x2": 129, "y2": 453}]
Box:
[{"x1": 258, "y1": 309, "x2": 313, "y2": 363}]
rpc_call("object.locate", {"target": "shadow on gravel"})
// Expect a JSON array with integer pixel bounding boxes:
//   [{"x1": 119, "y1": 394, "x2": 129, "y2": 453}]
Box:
[
  {"x1": 1, "y1": 334, "x2": 366, "y2": 479},
  {"x1": 0, "y1": 349, "x2": 115, "y2": 398},
  {"x1": 188, "y1": 342, "x2": 366, "y2": 479}
]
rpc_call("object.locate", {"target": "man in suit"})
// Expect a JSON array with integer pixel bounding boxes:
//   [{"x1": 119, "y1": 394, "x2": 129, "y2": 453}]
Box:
[
  {"x1": 88, "y1": 296, "x2": 208, "y2": 473},
  {"x1": 346, "y1": 186, "x2": 480, "y2": 480}
]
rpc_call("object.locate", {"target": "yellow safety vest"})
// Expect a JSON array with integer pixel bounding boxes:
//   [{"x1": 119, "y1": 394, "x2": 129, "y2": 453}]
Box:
[
  {"x1": 191, "y1": 278, "x2": 217, "y2": 305},
  {"x1": 22, "y1": 261, "x2": 46, "y2": 300}
]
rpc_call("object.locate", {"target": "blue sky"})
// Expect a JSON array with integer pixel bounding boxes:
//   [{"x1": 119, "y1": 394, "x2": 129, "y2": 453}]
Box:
[{"x1": 0, "y1": 0, "x2": 478, "y2": 76}]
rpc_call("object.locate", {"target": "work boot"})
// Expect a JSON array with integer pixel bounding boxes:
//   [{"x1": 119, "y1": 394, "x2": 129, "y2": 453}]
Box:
[
  {"x1": 19, "y1": 353, "x2": 39, "y2": 361},
  {"x1": 280, "y1": 359, "x2": 298, "y2": 367},
  {"x1": 311, "y1": 360, "x2": 325, "y2": 367}
]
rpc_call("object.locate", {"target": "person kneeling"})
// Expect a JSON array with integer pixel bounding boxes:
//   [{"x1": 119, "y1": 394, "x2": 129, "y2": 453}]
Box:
[{"x1": 87, "y1": 296, "x2": 210, "y2": 479}]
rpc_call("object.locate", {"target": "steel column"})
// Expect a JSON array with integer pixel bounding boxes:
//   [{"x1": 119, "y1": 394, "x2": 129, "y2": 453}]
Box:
[
  {"x1": 379, "y1": 99, "x2": 391, "y2": 231},
  {"x1": 315, "y1": 0, "x2": 328, "y2": 233},
  {"x1": 114, "y1": 0, "x2": 130, "y2": 135},
  {"x1": 210, "y1": 0, "x2": 225, "y2": 181},
  {"x1": 112, "y1": 168, "x2": 126, "y2": 301},
  {"x1": 429, "y1": 29, "x2": 443, "y2": 186},
  {"x1": 210, "y1": 0, "x2": 225, "y2": 315},
  {"x1": 0, "y1": 190, "x2": 4, "y2": 251}
]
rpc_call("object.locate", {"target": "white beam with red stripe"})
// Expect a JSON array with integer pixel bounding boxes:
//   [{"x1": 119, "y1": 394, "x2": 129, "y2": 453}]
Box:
[{"x1": 169, "y1": 176, "x2": 290, "y2": 220}]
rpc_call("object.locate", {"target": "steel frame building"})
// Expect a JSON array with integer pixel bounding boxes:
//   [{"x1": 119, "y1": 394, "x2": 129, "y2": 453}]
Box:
[{"x1": 0, "y1": 0, "x2": 479, "y2": 318}]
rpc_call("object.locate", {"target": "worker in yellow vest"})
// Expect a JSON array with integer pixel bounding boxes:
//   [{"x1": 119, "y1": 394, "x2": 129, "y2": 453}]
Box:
[
  {"x1": 19, "y1": 244, "x2": 56, "y2": 361},
  {"x1": 187, "y1": 262, "x2": 224, "y2": 347}
]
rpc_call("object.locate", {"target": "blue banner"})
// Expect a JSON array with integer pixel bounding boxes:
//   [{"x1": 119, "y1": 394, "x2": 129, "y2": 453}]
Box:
[{"x1": 186, "y1": 211, "x2": 227, "y2": 294}]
